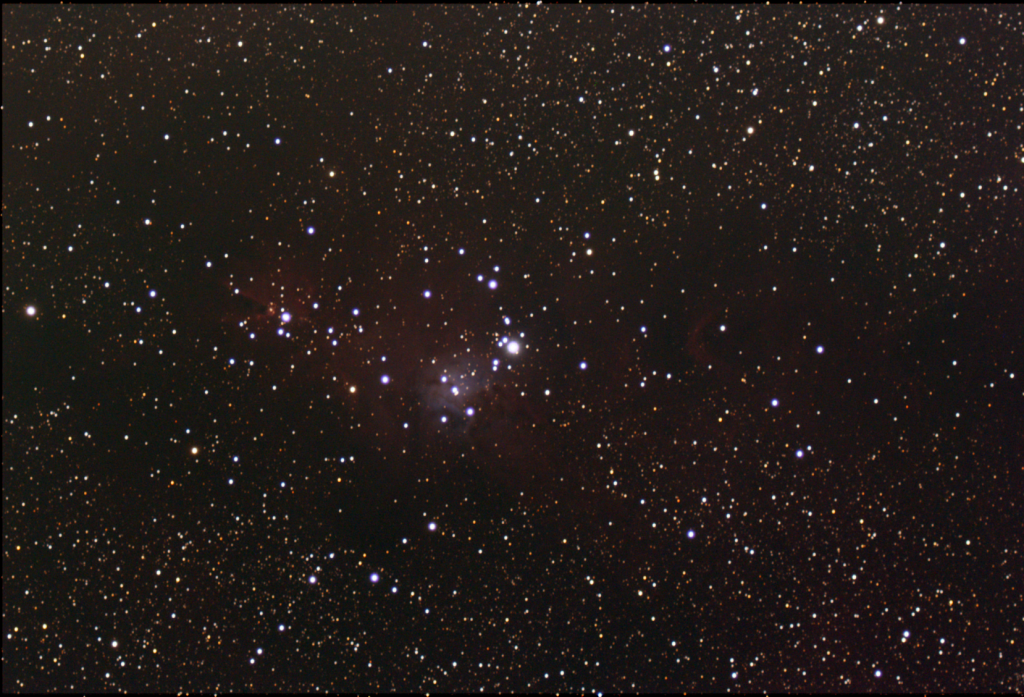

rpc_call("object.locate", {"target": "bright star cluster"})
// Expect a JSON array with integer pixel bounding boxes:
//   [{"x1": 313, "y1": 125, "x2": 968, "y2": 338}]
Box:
[{"x1": 3, "y1": 6, "x2": 1020, "y2": 694}]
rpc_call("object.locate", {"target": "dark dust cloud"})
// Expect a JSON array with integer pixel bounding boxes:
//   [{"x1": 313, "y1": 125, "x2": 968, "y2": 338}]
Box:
[{"x1": 4, "y1": 6, "x2": 1022, "y2": 692}]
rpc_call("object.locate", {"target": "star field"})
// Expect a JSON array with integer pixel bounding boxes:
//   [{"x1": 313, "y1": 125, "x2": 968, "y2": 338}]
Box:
[{"x1": 3, "y1": 6, "x2": 1023, "y2": 692}]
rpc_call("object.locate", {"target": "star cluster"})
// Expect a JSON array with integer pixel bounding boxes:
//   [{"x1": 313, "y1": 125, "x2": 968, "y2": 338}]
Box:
[{"x1": 4, "y1": 6, "x2": 1022, "y2": 692}]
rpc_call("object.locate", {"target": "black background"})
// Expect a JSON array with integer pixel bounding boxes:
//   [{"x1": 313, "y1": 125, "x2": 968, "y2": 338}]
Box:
[{"x1": 4, "y1": 5, "x2": 1022, "y2": 692}]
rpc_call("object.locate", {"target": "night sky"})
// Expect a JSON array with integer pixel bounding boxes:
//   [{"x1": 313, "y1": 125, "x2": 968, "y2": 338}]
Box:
[{"x1": 3, "y1": 5, "x2": 1022, "y2": 692}]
